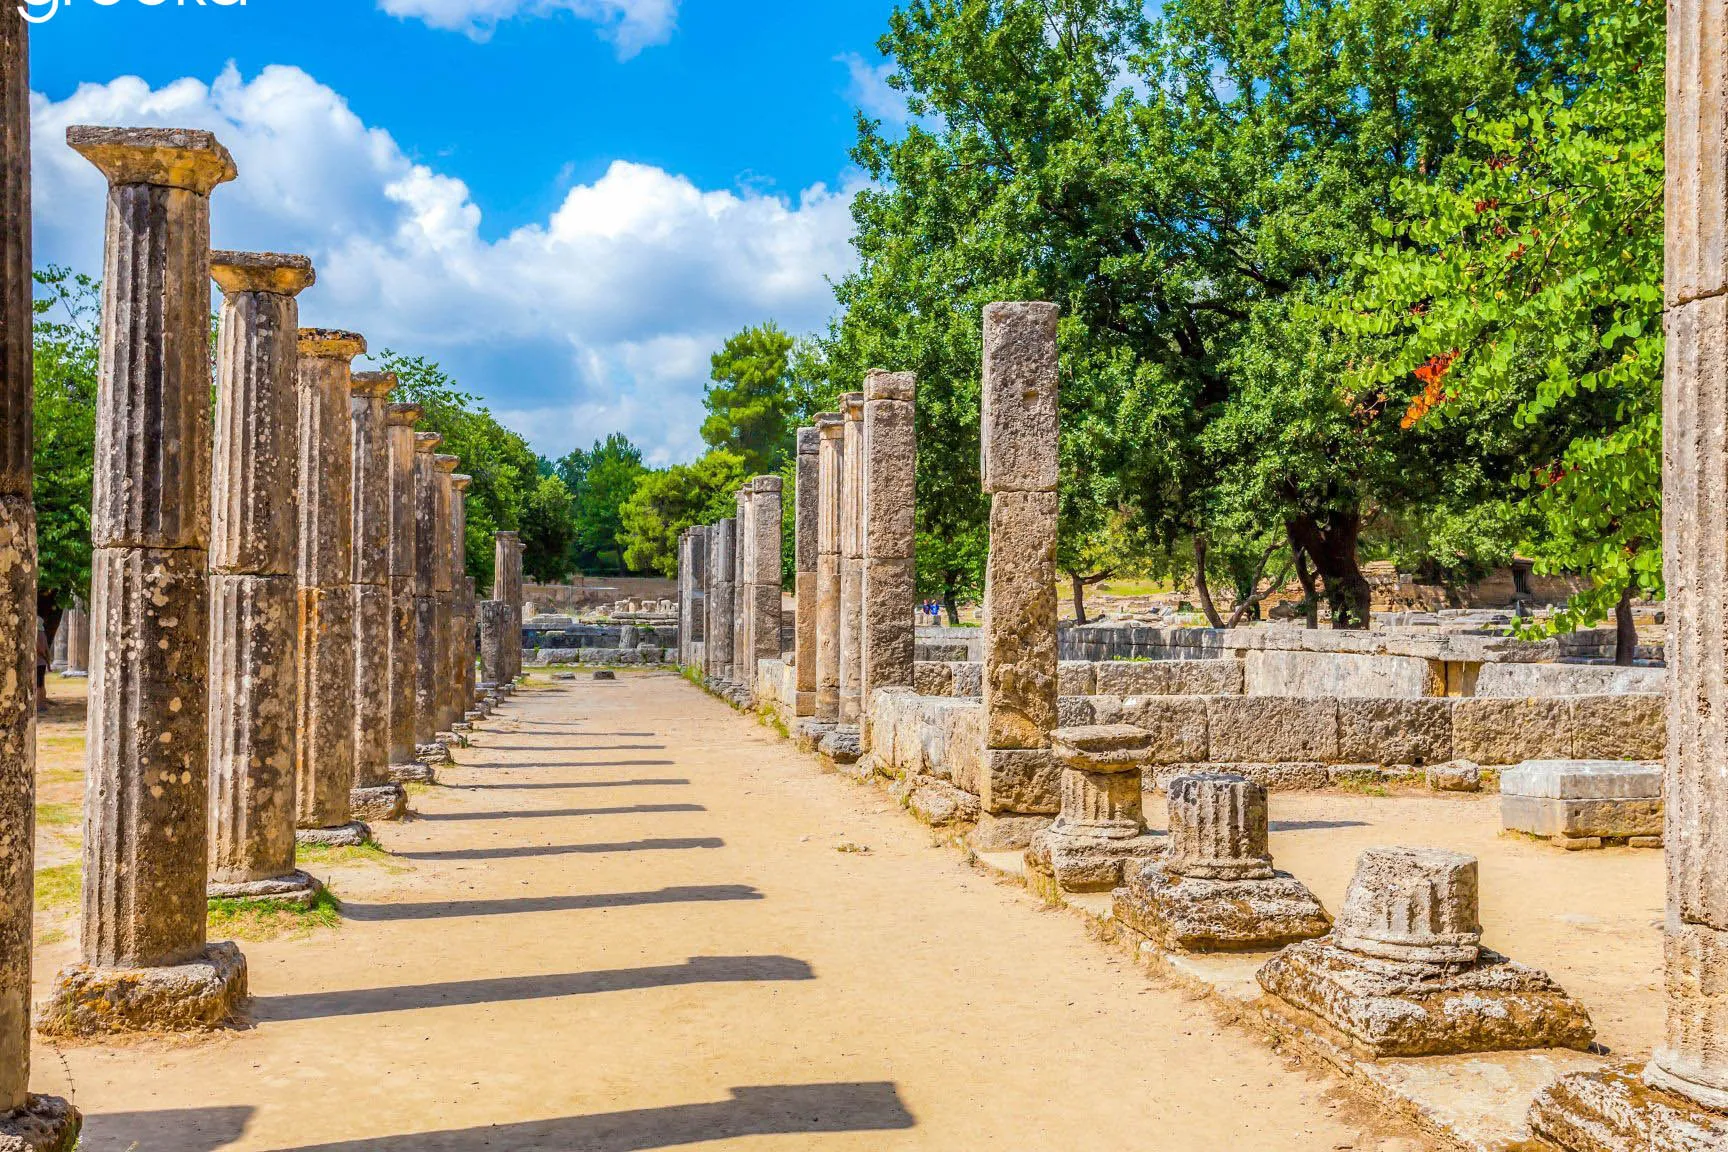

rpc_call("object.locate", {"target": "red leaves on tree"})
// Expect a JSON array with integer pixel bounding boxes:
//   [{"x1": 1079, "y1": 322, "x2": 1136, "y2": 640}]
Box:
[{"x1": 1401, "y1": 350, "x2": 1459, "y2": 429}]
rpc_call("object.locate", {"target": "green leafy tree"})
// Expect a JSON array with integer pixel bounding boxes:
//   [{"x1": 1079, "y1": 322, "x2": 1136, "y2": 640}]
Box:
[
  {"x1": 31, "y1": 266, "x2": 99, "y2": 640},
  {"x1": 518, "y1": 473, "x2": 578, "y2": 583},
  {"x1": 701, "y1": 323, "x2": 799, "y2": 474},
  {"x1": 618, "y1": 449, "x2": 752, "y2": 577},
  {"x1": 563, "y1": 433, "x2": 646, "y2": 574}
]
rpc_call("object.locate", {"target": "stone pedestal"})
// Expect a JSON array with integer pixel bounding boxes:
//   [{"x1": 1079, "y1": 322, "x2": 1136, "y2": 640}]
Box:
[
  {"x1": 295, "y1": 329, "x2": 367, "y2": 844},
  {"x1": 44, "y1": 125, "x2": 245, "y2": 1036},
  {"x1": 348, "y1": 370, "x2": 405, "y2": 822},
  {"x1": 0, "y1": 13, "x2": 80, "y2": 1142},
  {"x1": 384, "y1": 403, "x2": 422, "y2": 781},
  {"x1": 974, "y1": 303, "x2": 1061, "y2": 849},
  {"x1": 1114, "y1": 773, "x2": 1330, "y2": 951},
  {"x1": 1500, "y1": 760, "x2": 1662, "y2": 849},
  {"x1": 1257, "y1": 847, "x2": 1594, "y2": 1057},
  {"x1": 1025, "y1": 725, "x2": 1160, "y2": 892}
]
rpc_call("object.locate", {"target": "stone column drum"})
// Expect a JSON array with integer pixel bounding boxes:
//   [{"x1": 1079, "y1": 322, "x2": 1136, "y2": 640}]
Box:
[
  {"x1": 41, "y1": 125, "x2": 246, "y2": 1038},
  {"x1": 859, "y1": 372, "x2": 917, "y2": 758},
  {"x1": 837, "y1": 393, "x2": 866, "y2": 727},
  {"x1": 445, "y1": 475, "x2": 472, "y2": 728},
  {"x1": 1529, "y1": 2, "x2": 1728, "y2": 1142},
  {"x1": 478, "y1": 599, "x2": 512, "y2": 686},
  {"x1": 706, "y1": 518, "x2": 735, "y2": 686},
  {"x1": 410, "y1": 433, "x2": 447, "y2": 769},
  {"x1": 685, "y1": 524, "x2": 707, "y2": 668},
  {"x1": 347, "y1": 371, "x2": 406, "y2": 823},
  {"x1": 676, "y1": 529, "x2": 693, "y2": 667},
  {"x1": 813, "y1": 414, "x2": 844, "y2": 728},
  {"x1": 292, "y1": 329, "x2": 368, "y2": 848},
  {"x1": 747, "y1": 476, "x2": 783, "y2": 673},
  {"x1": 384, "y1": 403, "x2": 423, "y2": 781},
  {"x1": 974, "y1": 303, "x2": 1062, "y2": 850},
  {"x1": 206, "y1": 251, "x2": 323, "y2": 909},
  {"x1": 792, "y1": 427, "x2": 819, "y2": 716},
  {"x1": 431, "y1": 458, "x2": 460, "y2": 735},
  {"x1": 0, "y1": 10, "x2": 80, "y2": 1140},
  {"x1": 732, "y1": 483, "x2": 754, "y2": 690},
  {"x1": 492, "y1": 529, "x2": 522, "y2": 684}
]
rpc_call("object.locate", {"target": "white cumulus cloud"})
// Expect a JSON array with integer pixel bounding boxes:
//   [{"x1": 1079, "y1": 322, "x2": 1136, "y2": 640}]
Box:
[
  {"x1": 30, "y1": 65, "x2": 859, "y2": 464},
  {"x1": 376, "y1": 0, "x2": 678, "y2": 57},
  {"x1": 838, "y1": 52, "x2": 910, "y2": 127}
]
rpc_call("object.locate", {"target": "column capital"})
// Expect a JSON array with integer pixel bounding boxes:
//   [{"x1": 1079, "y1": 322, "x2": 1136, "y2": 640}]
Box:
[
  {"x1": 866, "y1": 369, "x2": 916, "y2": 403},
  {"x1": 840, "y1": 392, "x2": 865, "y2": 420},
  {"x1": 451, "y1": 474, "x2": 472, "y2": 493},
  {"x1": 751, "y1": 475, "x2": 783, "y2": 494},
  {"x1": 494, "y1": 529, "x2": 519, "y2": 542},
  {"x1": 387, "y1": 402, "x2": 422, "y2": 427},
  {"x1": 414, "y1": 431, "x2": 443, "y2": 454},
  {"x1": 350, "y1": 371, "x2": 396, "y2": 399},
  {"x1": 298, "y1": 328, "x2": 367, "y2": 362},
  {"x1": 211, "y1": 251, "x2": 314, "y2": 298},
  {"x1": 816, "y1": 413, "x2": 844, "y2": 438},
  {"x1": 67, "y1": 125, "x2": 236, "y2": 193},
  {"x1": 434, "y1": 454, "x2": 460, "y2": 474}
]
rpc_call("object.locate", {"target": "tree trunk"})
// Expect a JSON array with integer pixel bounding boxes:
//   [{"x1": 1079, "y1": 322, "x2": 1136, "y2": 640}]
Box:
[
  {"x1": 1287, "y1": 510, "x2": 1372, "y2": 630},
  {"x1": 1289, "y1": 533, "x2": 1320, "y2": 629},
  {"x1": 1192, "y1": 538, "x2": 1226, "y2": 628},
  {"x1": 942, "y1": 572, "x2": 961, "y2": 628},
  {"x1": 1069, "y1": 571, "x2": 1089, "y2": 626},
  {"x1": 1615, "y1": 581, "x2": 1638, "y2": 666}
]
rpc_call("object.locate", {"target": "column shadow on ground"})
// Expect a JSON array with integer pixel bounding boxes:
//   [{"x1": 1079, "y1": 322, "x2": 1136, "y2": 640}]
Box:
[
  {"x1": 1268, "y1": 819, "x2": 1372, "y2": 832},
  {"x1": 264, "y1": 1083, "x2": 913, "y2": 1151},
  {"x1": 394, "y1": 837, "x2": 724, "y2": 862},
  {"x1": 78, "y1": 1105, "x2": 254, "y2": 1152},
  {"x1": 457, "y1": 777, "x2": 690, "y2": 791},
  {"x1": 414, "y1": 803, "x2": 706, "y2": 822},
  {"x1": 338, "y1": 884, "x2": 762, "y2": 921},
  {"x1": 472, "y1": 744, "x2": 668, "y2": 751},
  {"x1": 494, "y1": 729, "x2": 659, "y2": 738},
  {"x1": 251, "y1": 956, "x2": 815, "y2": 1021},
  {"x1": 458, "y1": 758, "x2": 677, "y2": 770}
]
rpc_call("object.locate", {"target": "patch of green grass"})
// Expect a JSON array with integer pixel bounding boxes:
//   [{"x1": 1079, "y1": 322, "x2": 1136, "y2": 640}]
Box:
[
  {"x1": 207, "y1": 888, "x2": 342, "y2": 940},
  {"x1": 1335, "y1": 778, "x2": 1390, "y2": 798},
  {"x1": 35, "y1": 802, "x2": 80, "y2": 828},
  {"x1": 296, "y1": 838, "x2": 406, "y2": 872},
  {"x1": 41, "y1": 765, "x2": 83, "y2": 787},
  {"x1": 34, "y1": 863, "x2": 80, "y2": 912},
  {"x1": 36, "y1": 926, "x2": 67, "y2": 947},
  {"x1": 757, "y1": 706, "x2": 789, "y2": 740}
]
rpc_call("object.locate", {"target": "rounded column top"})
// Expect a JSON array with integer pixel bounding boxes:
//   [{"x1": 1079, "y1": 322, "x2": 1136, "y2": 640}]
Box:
[
  {"x1": 451, "y1": 474, "x2": 473, "y2": 493},
  {"x1": 434, "y1": 454, "x2": 461, "y2": 474},
  {"x1": 387, "y1": 402, "x2": 423, "y2": 426},
  {"x1": 211, "y1": 250, "x2": 315, "y2": 297},
  {"x1": 67, "y1": 125, "x2": 237, "y2": 193},
  {"x1": 350, "y1": 371, "x2": 397, "y2": 398},
  {"x1": 415, "y1": 432, "x2": 443, "y2": 453},
  {"x1": 298, "y1": 328, "x2": 367, "y2": 361}
]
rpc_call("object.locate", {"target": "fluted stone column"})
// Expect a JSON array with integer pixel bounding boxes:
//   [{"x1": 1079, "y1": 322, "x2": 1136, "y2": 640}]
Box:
[
  {"x1": 732, "y1": 484, "x2": 754, "y2": 689},
  {"x1": 42, "y1": 125, "x2": 246, "y2": 1039},
  {"x1": 63, "y1": 602, "x2": 87, "y2": 676},
  {"x1": 206, "y1": 250, "x2": 322, "y2": 909},
  {"x1": 431, "y1": 455, "x2": 460, "y2": 737},
  {"x1": 0, "y1": 13, "x2": 80, "y2": 1141},
  {"x1": 837, "y1": 393, "x2": 866, "y2": 727},
  {"x1": 814, "y1": 414, "x2": 844, "y2": 726},
  {"x1": 293, "y1": 329, "x2": 368, "y2": 848},
  {"x1": 1531, "y1": 7, "x2": 1728, "y2": 1140},
  {"x1": 492, "y1": 529, "x2": 522, "y2": 685},
  {"x1": 48, "y1": 621, "x2": 64, "y2": 672},
  {"x1": 1167, "y1": 774, "x2": 1273, "y2": 880},
  {"x1": 860, "y1": 372, "x2": 916, "y2": 758},
  {"x1": 706, "y1": 518, "x2": 735, "y2": 684},
  {"x1": 747, "y1": 476, "x2": 783, "y2": 676},
  {"x1": 684, "y1": 525, "x2": 707, "y2": 669},
  {"x1": 1026, "y1": 725, "x2": 1159, "y2": 892},
  {"x1": 452, "y1": 479, "x2": 475, "y2": 722},
  {"x1": 676, "y1": 530, "x2": 692, "y2": 667},
  {"x1": 792, "y1": 429, "x2": 819, "y2": 716},
  {"x1": 409, "y1": 432, "x2": 447, "y2": 773},
  {"x1": 348, "y1": 371, "x2": 405, "y2": 822},
  {"x1": 974, "y1": 303, "x2": 1062, "y2": 850},
  {"x1": 384, "y1": 403, "x2": 423, "y2": 781}
]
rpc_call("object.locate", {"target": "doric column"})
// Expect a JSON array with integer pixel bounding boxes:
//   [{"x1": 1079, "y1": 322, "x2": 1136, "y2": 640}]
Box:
[
  {"x1": 793, "y1": 428, "x2": 819, "y2": 716},
  {"x1": 431, "y1": 455, "x2": 459, "y2": 736},
  {"x1": 814, "y1": 414, "x2": 844, "y2": 725},
  {"x1": 0, "y1": 12, "x2": 79, "y2": 1138},
  {"x1": 733, "y1": 483, "x2": 753, "y2": 687},
  {"x1": 676, "y1": 530, "x2": 691, "y2": 666},
  {"x1": 706, "y1": 518, "x2": 735, "y2": 684},
  {"x1": 492, "y1": 529, "x2": 522, "y2": 683},
  {"x1": 292, "y1": 329, "x2": 367, "y2": 847},
  {"x1": 447, "y1": 474, "x2": 473, "y2": 726},
  {"x1": 478, "y1": 599, "x2": 512, "y2": 687},
  {"x1": 684, "y1": 525, "x2": 707, "y2": 668},
  {"x1": 410, "y1": 433, "x2": 446, "y2": 769},
  {"x1": 347, "y1": 370, "x2": 405, "y2": 822},
  {"x1": 384, "y1": 403, "x2": 423, "y2": 781},
  {"x1": 837, "y1": 393, "x2": 866, "y2": 726},
  {"x1": 748, "y1": 476, "x2": 783, "y2": 672},
  {"x1": 43, "y1": 125, "x2": 246, "y2": 1037},
  {"x1": 63, "y1": 602, "x2": 88, "y2": 676},
  {"x1": 975, "y1": 303, "x2": 1061, "y2": 850},
  {"x1": 860, "y1": 372, "x2": 917, "y2": 755},
  {"x1": 206, "y1": 250, "x2": 322, "y2": 908}
]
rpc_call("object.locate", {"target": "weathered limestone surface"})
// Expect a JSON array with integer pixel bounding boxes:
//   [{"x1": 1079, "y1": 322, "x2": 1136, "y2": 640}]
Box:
[
  {"x1": 860, "y1": 372, "x2": 916, "y2": 756},
  {"x1": 492, "y1": 530, "x2": 522, "y2": 682},
  {"x1": 347, "y1": 371, "x2": 403, "y2": 820},
  {"x1": 838, "y1": 393, "x2": 866, "y2": 725},
  {"x1": 1501, "y1": 760, "x2": 1664, "y2": 844},
  {"x1": 385, "y1": 404, "x2": 422, "y2": 776},
  {"x1": 412, "y1": 432, "x2": 444, "y2": 749},
  {"x1": 1530, "y1": 1063, "x2": 1728, "y2": 1152},
  {"x1": 748, "y1": 477, "x2": 782, "y2": 667},
  {"x1": 733, "y1": 484, "x2": 753, "y2": 686},
  {"x1": 814, "y1": 414, "x2": 844, "y2": 725},
  {"x1": 208, "y1": 251, "x2": 318, "y2": 897},
  {"x1": 431, "y1": 457, "x2": 459, "y2": 733},
  {"x1": 478, "y1": 599, "x2": 512, "y2": 685},
  {"x1": 295, "y1": 329, "x2": 364, "y2": 837},
  {"x1": 442, "y1": 472, "x2": 471, "y2": 731},
  {"x1": 793, "y1": 428, "x2": 819, "y2": 714},
  {"x1": 38, "y1": 942, "x2": 247, "y2": 1038},
  {"x1": 62, "y1": 603, "x2": 87, "y2": 675},
  {"x1": 47, "y1": 125, "x2": 245, "y2": 1037},
  {"x1": 1025, "y1": 725, "x2": 1160, "y2": 892},
  {"x1": 0, "y1": 14, "x2": 78, "y2": 1141},
  {"x1": 1258, "y1": 847, "x2": 1594, "y2": 1057},
  {"x1": 705, "y1": 518, "x2": 735, "y2": 685}
]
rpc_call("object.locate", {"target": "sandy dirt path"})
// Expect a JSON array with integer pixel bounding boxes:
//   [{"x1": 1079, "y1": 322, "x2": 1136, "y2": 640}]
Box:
[{"x1": 33, "y1": 670, "x2": 1423, "y2": 1151}]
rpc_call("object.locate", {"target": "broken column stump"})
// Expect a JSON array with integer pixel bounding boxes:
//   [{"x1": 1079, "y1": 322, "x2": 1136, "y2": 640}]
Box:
[{"x1": 1025, "y1": 725, "x2": 1161, "y2": 892}]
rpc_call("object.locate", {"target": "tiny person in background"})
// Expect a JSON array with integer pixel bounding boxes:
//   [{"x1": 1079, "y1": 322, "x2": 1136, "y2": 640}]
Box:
[{"x1": 35, "y1": 619, "x2": 49, "y2": 711}]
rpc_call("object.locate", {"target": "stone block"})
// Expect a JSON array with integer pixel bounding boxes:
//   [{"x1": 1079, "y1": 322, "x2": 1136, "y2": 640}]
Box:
[
  {"x1": 980, "y1": 301, "x2": 1059, "y2": 494},
  {"x1": 1502, "y1": 759, "x2": 1663, "y2": 800},
  {"x1": 1244, "y1": 649, "x2": 1436, "y2": 698},
  {"x1": 914, "y1": 661, "x2": 953, "y2": 697},
  {"x1": 979, "y1": 748, "x2": 1060, "y2": 815},
  {"x1": 38, "y1": 943, "x2": 248, "y2": 1037},
  {"x1": 950, "y1": 662, "x2": 982, "y2": 697},
  {"x1": 1094, "y1": 659, "x2": 1244, "y2": 697},
  {"x1": 1501, "y1": 795, "x2": 1664, "y2": 840},
  {"x1": 1426, "y1": 759, "x2": 1483, "y2": 792},
  {"x1": 1571, "y1": 694, "x2": 1666, "y2": 761},
  {"x1": 1116, "y1": 696, "x2": 1209, "y2": 764},
  {"x1": 1214, "y1": 762, "x2": 1330, "y2": 792},
  {"x1": 1206, "y1": 697, "x2": 1339, "y2": 763},
  {"x1": 1452, "y1": 697, "x2": 1572, "y2": 764},
  {"x1": 1056, "y1": 696, "x2": 1095, "y2": 727},
  {"x1": 982, "y1": 490, "x2": 1059, "y2": 748},
  {"x1": 1528, "y1": 1062, "x2": 1728, "y2": 1152},
  {"x1": 1057, "y1": 661, "x2": 1096, "y2": 696},
  {"x1": 1336, "y1": 698, "x2": 1453, "y2": 766},
  {"x1": 1113, "y1": 863, "x2": 1332, "y2": 952},
  {"x1": 941, "y1": 703, "x2": 984, "y2": 794}
]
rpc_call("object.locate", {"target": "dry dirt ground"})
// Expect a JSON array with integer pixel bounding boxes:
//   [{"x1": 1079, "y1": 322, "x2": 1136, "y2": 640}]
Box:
[{"x1": 22, "y1": 670, "x2": 1659, "y2": 1151}]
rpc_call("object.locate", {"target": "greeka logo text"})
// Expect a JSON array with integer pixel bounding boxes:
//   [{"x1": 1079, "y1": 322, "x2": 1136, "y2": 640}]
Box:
[{"x1": 21, "y1": 0, "x2": 246, "y2": 25}]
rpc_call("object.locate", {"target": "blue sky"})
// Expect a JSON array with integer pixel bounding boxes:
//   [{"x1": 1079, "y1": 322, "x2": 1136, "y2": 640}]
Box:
[{"x1": 24, "y1": 0, "x2": 908, "y2": 463}]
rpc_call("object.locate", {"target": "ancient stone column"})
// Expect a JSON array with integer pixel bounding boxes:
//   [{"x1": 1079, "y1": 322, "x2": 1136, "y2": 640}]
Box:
[
  {"x1": 410, "y1": 432, "x2": 447, "y2": 771},
  {"x1": 431, "y1": 455, "x2": 460, "y2": 736},
  {"x1": 676, "y1": 530, "x2": 692, "y2": 666},
  {"x1": 1167, "y1": 773, "x2": 1273, "y2": 879},
  {"x1": 292, "y1": 328, "x2": 367, "y2": 848},
  {"x1": 1025, "y1": 725, "x2": 1159, "y2": 892},
  {"x1": 206, "y1": 250, "x2": 322, "y2": 909},
  {"x1": 860, "y1": 372, "x2": 917, "y2": 756},
  {"x1": 48, "y1": 620, "x2": 65, "y2": 672},
  {"x1": 793, "y1": 428, "x2": 819, "y2": 716},
  {"x1": 478, "y1": 598, "x2": 512, "y2": 686},
  {"x1": 384, "y1": 403, "x2": 423, "y2": 781},
  {"x1": 685, "y1": 524, "x2": 707, "y2": 668},
  {"x1": 0, "y1": 12, "x2": 80, "y2": 1139},
  {"x1": 461, "y1": 577, "x2": 479, "y2": 717},
  {"x1": 706, "y1": 518, "x2": 735, "y2": 684},
  {"x1": 347, "y1": 370, "x2": 406, "y2": 823},
  {"x1": 492, "y1": 529, "x2": 522, "y2": 683},
  {"x1": 42, "y1": 125, "x2": 246, "y2": 1038},
  {"x1": 974, "y1": 303, "x2": 1061, "y2": 850},
  {"x1": 814, "y1": 414, "x2": 845, "y2": 725},
  {"x1": 1528, "y1": 6, "x2": 1728, "y2": 1142},
  {"x1": 732, "y1": 484, "x2": 752, "y2": 687},
  {"x1": 63, "y1": 602, "x2": 88, "y2": 676},
  {"x1": 837, "y1": 393, "x2": 866, "y2": 727},
  {"x1": 748, "y1": 476, "x2": 783, "y2": 672}
]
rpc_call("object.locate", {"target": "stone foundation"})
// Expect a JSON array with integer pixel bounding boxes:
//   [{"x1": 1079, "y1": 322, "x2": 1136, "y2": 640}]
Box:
[
  {"x1": 819, "y1": 726, "x2": 862, "y2": 765},
  {"x1": 37, "y1": 942, "x2": 248, "y2": 1037},
  {"x1": 1501, "y1": 760, "x2": 1664, "y2": 847},
  {"x1": 206, "y1": 870, "x2": 323, "y2": 909},
  {"x1": 0, "y1": 1095, "x2": 81, "y2": 1152},
  {"x1": 968, "y1": 812, "x2": 1051, "y2": 851},
  {"x1": 1528, "y1": 1062, "x2": 1728, "y2": 1152},
  {"x1": 1115, "y1": 864, "x2": 1331, "y2": 952},
  {"x1": 294, "y1": 822, "x2": 370, "y2": 848},
  {"x1": 349, "y1": 784, "x2": 407, "y2": 823}
]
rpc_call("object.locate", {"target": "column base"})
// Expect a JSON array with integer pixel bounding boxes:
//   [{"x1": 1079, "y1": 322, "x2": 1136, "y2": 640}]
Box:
[
  {"x1": 207, "y1": 870, "x2": 324, "y2": 909},
  {"x1": 415, "y1": 742, "x2": 452, "y2": 766},
  {"x1": 393, "y1": 760, "x2": 439, "y2": 785},
  {"x1": 295, "y1": 821, "x2": 371, "y2": 848},
  {"x1": 0, "y1": 1094, "x2": 82, "y2": 1152},
  {"x1": 60, "y1": 670, "x2": 87, "y2": 680},
  {"x1": 793, "y1": 718, "x2": 835, "y2": 752},
  {"x1": 1529, "y1": 1061, "x2": 1728, "y2": 1151},
  {"x1": 818, "y1": 725, "x2": 862, "y2": 765},
  {"x1": 1112, "y1": 860, "x2": 1332, "y2": 951},
  {"x1": 451, "y1": 721, "x2": 474, "y2": 733},
  {"x1": 37, "y1": 943, "x2": 249, "y2": 1037},
  {"x1": 1025, "y1": 824, "x2": 1162, "y2": 892},
  {"x1": 350, "y1": 784, "x2": 408, "y2": 822},
  {"x1": 436, "y1": 729, "x2": 469, "y2": 748},
  {"x1": 967, "y1": 811, "x2": 1052, "y2": 851},
  {"x1": 792, "y1": 690, "x2": 817, "y2": 717},
  {"x1": 593, "y1": 669, "x2": 618, "y2": 682}
]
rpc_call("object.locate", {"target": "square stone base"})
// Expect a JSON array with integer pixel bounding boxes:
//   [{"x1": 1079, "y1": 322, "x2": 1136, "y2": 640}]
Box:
[
  {"x1": 207, "y1": 870, "x2": 323, "y2": 909},
  {"x1": 1528, "y1": 1061, "x2": 1728, "y2": 1151},
  {"x1": 967, "y1": 811, "x2": 1053, "y2": 852},
  {"x1": 819, "y1": 726, "x2": 862, "y2": 765},
  {"x1": 38, "y1": 942, "x2": 249, "y2": 1037},
  {"x1": 1025, "y1": 827, "x2": 1162, "y2": 892},
  {"x1": 890, "y1": 777, "x2": 979, "y2": 828},
  {"x1": 1113, "y1": 861, "x2": 1332, "y2": 951},
  {"x1": 793, "y1": 718, "x2": 835, "y2": 753},
  {"x1": 396, "y1": 759, "x2": 440, "y2": 784},
  {"x1": 350, "y1": 783, "x2": 408, "y2": 822},
  {"x1": 296, "y1": 821, "x2": 371, "y2": 848},
  {"x1": 1257, "y1": 938, "x2": 1596, "y2": 1057},
  {"x1": 414, "y1": 742, "x2": 452, "y2": 767},
  {"x1": 0, "y1": 1094, "x2": 81, "y2": 1152},
  {"x1": 1502, "y1": 794, "x2": 1663, "y2": 841}
]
